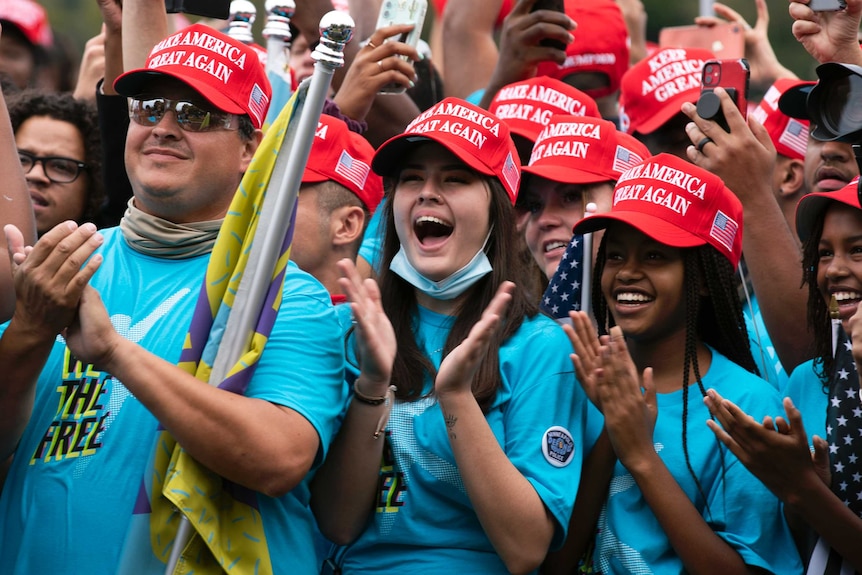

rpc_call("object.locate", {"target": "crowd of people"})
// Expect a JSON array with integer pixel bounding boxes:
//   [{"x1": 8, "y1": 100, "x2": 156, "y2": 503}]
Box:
[{"x1": 0, "y1": 0, "x2": 861, "y2": 573}]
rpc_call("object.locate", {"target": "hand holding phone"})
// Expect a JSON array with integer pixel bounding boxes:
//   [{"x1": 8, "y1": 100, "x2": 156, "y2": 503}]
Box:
[
  {"x1": 531, "y1": 0, "x2": 567, "y2": 51},
  {"x1": 696, "y1": 59, "x2": 750, "y2": 132},
  {"x1": 374, "y1": 0, "x2": 428, "y2": 94}
]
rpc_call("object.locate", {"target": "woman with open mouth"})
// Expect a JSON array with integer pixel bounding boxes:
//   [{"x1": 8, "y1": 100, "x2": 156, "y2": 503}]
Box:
[{"x1": 311, "y1": 97, "x2": 588, "y2": 575}]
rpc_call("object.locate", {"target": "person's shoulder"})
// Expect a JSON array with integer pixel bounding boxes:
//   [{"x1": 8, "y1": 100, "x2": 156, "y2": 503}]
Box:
[{"x1": 283, "y1": 260, "x2": 334, "y2": 300}]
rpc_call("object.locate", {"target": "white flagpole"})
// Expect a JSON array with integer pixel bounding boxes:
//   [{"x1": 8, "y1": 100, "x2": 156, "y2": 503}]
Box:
[
  {"x1": 580, "y1": 202, "x2": 597, "y2": 316},
  {"x1": 163, "y1": 13, "x2": 355, "y2": 575},
  {"x1": 263, "y1": 0, "x2": 295, "y2": 92}
]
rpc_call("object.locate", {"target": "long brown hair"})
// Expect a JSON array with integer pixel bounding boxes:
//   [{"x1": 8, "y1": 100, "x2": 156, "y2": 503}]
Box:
[{"x1": 377, "y1": 171, "x2": 538, "y2": 413}]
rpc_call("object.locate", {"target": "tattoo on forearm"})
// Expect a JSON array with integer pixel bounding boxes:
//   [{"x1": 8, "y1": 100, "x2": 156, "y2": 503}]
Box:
[{"x1": 444, "y1": 412, "x2": 457, "y2": 440}]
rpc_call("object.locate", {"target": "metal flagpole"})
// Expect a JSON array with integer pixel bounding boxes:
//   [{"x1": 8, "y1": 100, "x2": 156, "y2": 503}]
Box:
[
  {"x1": 263, "y1": 0, "x2": 295, "y2": 93},
  {"x1": 163, "y1": 12, "x2": 355, "y2": 575},
  {"x1": 579, "y1": 202, "x2": 597, "y2": 316}
]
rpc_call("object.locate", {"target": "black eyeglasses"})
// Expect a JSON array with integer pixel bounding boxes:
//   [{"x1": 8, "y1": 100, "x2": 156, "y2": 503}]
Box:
[
  {"x1": 18, "y1": 151, "x2": 89, "y2": 184},
  {"x1": 129, "y1": 97, "x2": 239, "y2": 132}
]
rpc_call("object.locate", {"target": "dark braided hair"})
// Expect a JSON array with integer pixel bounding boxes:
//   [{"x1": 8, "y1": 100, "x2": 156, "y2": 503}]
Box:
[
  {"x1": 801, "y1": 215, "x2": 834, "y2": 385},
  {"x1": 591, "y1": 233, "x2": 758, "y2": 508}
]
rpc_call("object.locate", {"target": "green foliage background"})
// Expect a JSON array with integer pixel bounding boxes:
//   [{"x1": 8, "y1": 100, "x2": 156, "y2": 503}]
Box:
[{"x1": 37, "y1": 0, "x2": 820, "y2": 89}]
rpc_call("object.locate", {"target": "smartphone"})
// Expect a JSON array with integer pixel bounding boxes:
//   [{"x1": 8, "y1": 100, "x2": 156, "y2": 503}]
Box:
[
  {"x1": 531, "y1": 0, "x2": 567, "y2": 52},
  {"x1": 165, "y1": 0, "x2": 230, "y2": 19},
  {"x1": 658, "y1": 22, "x2": 744, "y2": 60},
  {"x1": 808, "y1": 0, "x2": 847, "y2": 11},
  {"x1": 375, "y1": 0, "x2": 428, "y2": 94},
  {"x1": 696, "y1": 59, "x2": 750, "y2": 132}
]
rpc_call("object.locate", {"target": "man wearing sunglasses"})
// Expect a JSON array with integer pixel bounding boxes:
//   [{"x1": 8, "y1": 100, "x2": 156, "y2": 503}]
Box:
[{"x1": 0, "y1": 20, "x2": 347, "y2": 575}]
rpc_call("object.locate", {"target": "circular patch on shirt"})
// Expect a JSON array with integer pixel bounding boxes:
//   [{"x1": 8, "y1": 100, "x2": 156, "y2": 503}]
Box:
[{"x1": 542, "y1": 426, "x2": 575, "y2": 467}]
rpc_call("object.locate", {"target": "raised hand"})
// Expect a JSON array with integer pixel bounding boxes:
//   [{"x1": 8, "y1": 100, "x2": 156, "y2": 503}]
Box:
[
  {"x1": 333, "y1": 23, "x2": 421, "y2": 123},
  {"x1": 788, "y1": 0, "x2": 862, "y2": 66},
  {"x1": 695, "y1": 0, "x2": 797, "y2": 88},
  {"x1": 435, "y1": 281, "x2": 514, "y2": 397},
  {"x1": 564, "y1": 310, "x2": 606, "y2": 410},
  {"x1": 594, "y1": 326, "x2": 658, "y2": 468},
  {"x1": 5, "y1": 221, "x2": 103, "y2": 339},
  {"x1": 337, "y1": 258, "x2": 396, "y2": 392},
  {"x1": 704, "y1": 390, "x2": 824, "y2": 500}
]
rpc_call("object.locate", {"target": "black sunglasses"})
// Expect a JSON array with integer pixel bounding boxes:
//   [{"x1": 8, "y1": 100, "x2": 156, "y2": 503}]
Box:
[{"x1": 19, "y1": 151, "x2": 89, "y2": 184}]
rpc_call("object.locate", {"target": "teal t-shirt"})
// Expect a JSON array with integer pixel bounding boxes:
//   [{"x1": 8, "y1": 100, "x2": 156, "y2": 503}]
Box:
[
  {"x1": 335, "y1": 305, "x2": 588, "y2": 573},
  {"x1": 0, "y1": 228, "x2": 347, "y2": 575}
]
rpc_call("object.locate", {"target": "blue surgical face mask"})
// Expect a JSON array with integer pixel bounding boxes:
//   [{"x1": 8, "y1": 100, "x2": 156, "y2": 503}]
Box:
[{"x1": 390, "y1": 231, "x2": 493, "y2": 300}]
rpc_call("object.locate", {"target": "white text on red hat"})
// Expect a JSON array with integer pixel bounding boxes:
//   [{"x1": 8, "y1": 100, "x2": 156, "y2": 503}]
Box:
[
  {"x1": 494, "y1": 84, "x2": 593, "y2": 116},
  {"x1": 618, "y1": 162, "x2": 707, "y2": 198},
  {"x1": 408, "y1": 102, "x2": 501, "y2": 138},
  {"x1": 642, "y1": 50, "x2": 704, "y2": 102},
  {"x1": 148, "y1": 29, "x2": 249, "y2": 85}
]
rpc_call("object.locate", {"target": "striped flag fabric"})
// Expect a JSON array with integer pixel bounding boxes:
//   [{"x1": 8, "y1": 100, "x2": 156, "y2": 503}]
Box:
[
  {"x1": 709, "y1": 210, "x2": 738, "y2": 254},
  {"x1": 334, "y1": 149, "x2": 370, "y2": 190},
  {"x1": 612, "y1": 145, "x2": 643, "y2": 174},
  {"x1": 778, "y1": 119, "x2": 808, "y2": 159}
]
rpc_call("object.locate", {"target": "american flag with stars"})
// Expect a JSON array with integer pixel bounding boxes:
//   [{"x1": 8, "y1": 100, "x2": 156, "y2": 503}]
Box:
[
  {"x1": 612, "y1": 145, "x2": 643, "y2": 174},
  {"x1": 247, "y1": 83, "x2": 270, "y2": 127},
  {"x1": 807, "y1": 326, "x2": 862, "y2": 575},
  {"x1": 335, "y1": 150, "x2": 370, "y2": 190},
  {"x1": 779, "y1": 119, "x2": 809, "y2": 159},
  {"x1": 540, "y1": 233, "x2": 585, "y2": 323},
  {"x1": 709, "y1": 210, "x2": 738, "y2": 254}
]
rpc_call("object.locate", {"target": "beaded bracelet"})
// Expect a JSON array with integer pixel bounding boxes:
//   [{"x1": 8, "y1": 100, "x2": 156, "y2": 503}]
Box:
[{"x1": 353, "y1": 380, "x2": 397, "y2": 439}]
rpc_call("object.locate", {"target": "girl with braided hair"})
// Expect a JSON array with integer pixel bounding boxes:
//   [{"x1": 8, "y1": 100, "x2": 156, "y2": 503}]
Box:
[{"x1": 559, "y1": 154, "x2": 801, "y2": 574}]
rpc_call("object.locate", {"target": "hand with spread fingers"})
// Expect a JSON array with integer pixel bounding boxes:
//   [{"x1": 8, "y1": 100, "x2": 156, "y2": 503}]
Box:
[
  {"x1": 704, "y1": 390, "x2": 830, "y2": 501},
  {"x1": 564, "y1": 310, "x2": 608, "y2": 411},
  {"x1": 695, "y1": 0, "x2": 797, "y2": 89},
  {"x1": 434, "y1": 282, "x2": 514, "y2": 398},
  {"x1": 337, "y1": 258, "x2": 396, "y2": 393},
  {"x1": 681, "y1": 87, "x2": 776, "y2": 201},
  {"x1": 333, "y1": 23, "x2": 421, "y2": 124}
]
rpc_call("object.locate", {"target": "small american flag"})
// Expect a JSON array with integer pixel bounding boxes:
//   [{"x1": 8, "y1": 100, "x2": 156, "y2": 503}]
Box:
[
  {"x1": 778, "y1": 119, "x2": 808, "y2": 158},
  {"x1": 612, "y1": 145, "x2": 643, "y2": 174},
  {"x1": 501, "y1": 152, "x2": 520, "y2": 196},
  {"x1": 335, "y1": 150, "x2": 370, "y2": 190},
  {"x1": 709, "y1": 210, "x2": 738, "y2": 254},
  {"x1": 540, "y1": 234, "x2": 585, "y2": 323},
  {"x1": 806, "y1": 327, "x2": 862, "y2": 574},
  {"x1": 247, "y1": 83, "x2": 269, "y2": 126}
]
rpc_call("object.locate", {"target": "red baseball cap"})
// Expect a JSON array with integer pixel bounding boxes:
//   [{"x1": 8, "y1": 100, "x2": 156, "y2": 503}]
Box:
[
  {"x1": 372, "y1": 97, "x2": 522, "y2": 204},
  {"x1": 619, "y1": 47, "x2": 713, "y2": 135},
  {"x1": 524, "y1": 116, "x2": 649, "y2": 184},
  {"x1": 0, "y1": 0, "x2": 52, "y2": 47},
  {"x1": 573, "y1": 153, "x2": 743, "y2": 266},
  {"x1": 488, "y1": 76, "x2": 600, "y2": 143},
  {"x1": 114, "y1": 23, "x2": 272, "y2": 128},
  {"x1": 750, "y1": 79, "x2": 810, "y2": 161},
  {"x1": 302, "y1": 115, "x2": 384, "y2": 213},
  {"x1": 796, "y1": 177, "x2": 862, "y2": 243},
  {"x1": 535, "y1": 0, "x2": 630, "y2": 100}
]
